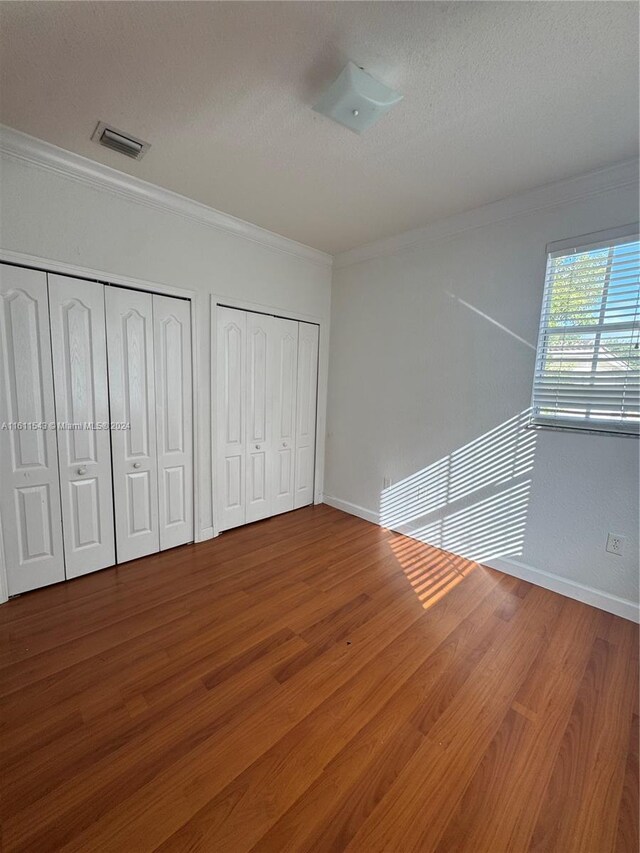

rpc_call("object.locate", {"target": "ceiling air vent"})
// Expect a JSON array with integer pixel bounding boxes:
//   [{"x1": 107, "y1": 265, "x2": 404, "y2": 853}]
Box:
[{"x1": 91, "y1": 121, "x2": 150, "y2": 160}]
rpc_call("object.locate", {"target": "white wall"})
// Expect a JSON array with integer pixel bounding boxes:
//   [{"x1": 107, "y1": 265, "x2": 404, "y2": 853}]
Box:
[
  {"x1": 0, "y1": 133, "x2": 332, "y2": 544},
  {"x1": 326, "y1": 166, "x2": 639, "y2": 618}
]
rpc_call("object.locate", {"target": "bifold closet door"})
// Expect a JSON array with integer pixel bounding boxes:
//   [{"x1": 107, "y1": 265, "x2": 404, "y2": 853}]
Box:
[
  {"x1": 106, "y1": 287, "x2": 159, "y2": 562},
  {"x1": 245, "y1": 314, "x2": 299, "y2": 521},
  {"x1": 245, "y1": 311, "x2": 270, "y2": 524},
  {"x1": 216, "y1": 308, "x2": 319, "y2": 531},
  {"x1": 269, "y1": 316, "x2": 299, "y2": 516},
  {"x1": 216, "y1": 307, "x2": 246, "y2": 531},
  {"x1": 49, "y1": 275, "x2": 115, "y2": 578},
  {"x1": 0, "y1": 264, "x2": 65, "y2": 595},
  {"x1": 153, "y1": 294, "x2": 193, "y2": 550},
  {"x1": 294, "y1": 322, "x2": 319, "y2": 509},
  {"x1": 106, "y1": 288, "x2": 193, "y2": 561}
]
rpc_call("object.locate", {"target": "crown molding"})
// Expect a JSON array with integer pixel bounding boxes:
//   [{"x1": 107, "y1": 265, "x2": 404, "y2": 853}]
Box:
[
  {"x1": 2, "y1": 123, "x2": 636, "y2": 273},
  {"x1": 0, "y1": 124, "x2": 332, "y2": 269},
  {"x1": 334, "y1": 157, "x2": 640, "y2": 269}
]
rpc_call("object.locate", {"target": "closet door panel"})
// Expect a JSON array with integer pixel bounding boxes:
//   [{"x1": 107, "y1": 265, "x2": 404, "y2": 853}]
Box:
[
  {"x1": 49, "y1": 275, "x2": 115, "y2": 577},
  {"x1": 0, "y1": 264, "x2": 65, "y2": 594},
  {"x1": 294, "y1": 323, "x2": 319, "y2": 508},
  {"x1": 106, "y1": 287, "x2": 159, "y2": 562},
  {"x1": 245, "y1": 312, "x2": 271, "y2": 523},
  {"x1": 269, "y1": 317, "x2": 298, "y2": 515},
  {"x1": 216, "y1": 307, "x2": 246, "y2": 531},
  {"x1": 154, "y1": 294, "x2": 193, "y2": 550}
]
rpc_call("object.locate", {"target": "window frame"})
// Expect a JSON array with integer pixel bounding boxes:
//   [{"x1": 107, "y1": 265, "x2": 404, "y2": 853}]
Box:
[{"x1": 529, "y1": 223, "x2": 640, "y2": 438}]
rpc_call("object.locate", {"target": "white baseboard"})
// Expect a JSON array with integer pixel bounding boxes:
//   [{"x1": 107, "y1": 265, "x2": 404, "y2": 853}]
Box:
[
  {"x1": 483, "y1": 555, "x2": 639, "y2": 623},
  {"x1": 323, "y1": 495, "x2": 640, "y2": 623},
  {"x1": 323, "y1": 495, "x2": 379, "y2": 525}
]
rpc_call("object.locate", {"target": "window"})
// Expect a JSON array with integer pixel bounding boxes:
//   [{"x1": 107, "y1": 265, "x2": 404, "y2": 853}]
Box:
[{"x1": 531, "y1": 226, "x2": 640, "y2": 436}]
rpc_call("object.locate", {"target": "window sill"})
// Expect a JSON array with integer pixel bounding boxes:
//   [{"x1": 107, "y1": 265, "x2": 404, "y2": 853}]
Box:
[{"x1": 526, "y1": 421, "x2": 639, "y2": 438}]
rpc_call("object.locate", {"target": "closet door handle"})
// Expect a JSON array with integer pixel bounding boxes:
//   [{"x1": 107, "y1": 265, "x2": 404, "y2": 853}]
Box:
[
  {"x1": 77, "y1": 466, "x2": 87, "y2": 476},
  {"x1": 282, "y1": 442, "x2": 288, "y2": 448},
  {"x1": 133, "y1": 462, "x2": 141, "y2": 469},
  {"x1": 255, "y1": 444, "x2": 261, "y2": 450}
]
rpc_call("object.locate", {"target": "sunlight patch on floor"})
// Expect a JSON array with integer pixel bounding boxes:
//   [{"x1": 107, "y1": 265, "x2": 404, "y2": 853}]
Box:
[{"x1": 389, "y1": 534, "x2": 478, "y2": 609}]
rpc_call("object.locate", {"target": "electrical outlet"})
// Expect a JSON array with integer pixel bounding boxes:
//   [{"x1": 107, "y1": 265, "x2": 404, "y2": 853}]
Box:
[
  {"x1": 383, "y1": 476, "x2": 391, "y2": 490},
  {"x1": 606, "y1": 533, "x2": 626, "y2": 556}
]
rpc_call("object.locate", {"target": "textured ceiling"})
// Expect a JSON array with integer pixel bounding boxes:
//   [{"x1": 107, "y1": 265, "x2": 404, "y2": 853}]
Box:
[{"x1": 0, "y1": 1, "x2": 637, "y2": 254}]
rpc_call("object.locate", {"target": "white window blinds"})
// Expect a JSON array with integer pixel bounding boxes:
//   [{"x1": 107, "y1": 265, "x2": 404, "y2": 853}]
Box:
[{"x1": 531, "y1": 227, "x2": 640, "y2": 436}]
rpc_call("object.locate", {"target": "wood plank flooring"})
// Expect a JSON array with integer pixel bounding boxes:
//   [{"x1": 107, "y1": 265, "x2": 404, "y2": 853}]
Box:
[{"x1": 0, "y1": 504, "x2": 637, "y2": 852}]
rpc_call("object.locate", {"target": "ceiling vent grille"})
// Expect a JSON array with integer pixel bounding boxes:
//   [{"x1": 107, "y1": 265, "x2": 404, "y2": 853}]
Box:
[{"x1": 91, "y1": 121, "x2": 150, "y2": 160}]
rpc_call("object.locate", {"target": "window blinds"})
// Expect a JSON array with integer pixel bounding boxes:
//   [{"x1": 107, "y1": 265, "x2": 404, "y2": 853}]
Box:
[{"x1": 531, "y1": 228, "x2": 640, "y2": 436}]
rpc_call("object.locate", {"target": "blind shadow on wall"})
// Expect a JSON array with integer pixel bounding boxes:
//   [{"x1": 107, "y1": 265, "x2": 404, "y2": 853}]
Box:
[{"x1": 380, "y1": 409, "x2": 536, "y2": 563}]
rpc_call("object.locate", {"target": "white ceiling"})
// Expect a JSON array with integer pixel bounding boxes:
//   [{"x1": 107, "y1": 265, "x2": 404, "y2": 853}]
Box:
[{"x1": 0, "y1": 2, "x2": 637, "y2": 255}]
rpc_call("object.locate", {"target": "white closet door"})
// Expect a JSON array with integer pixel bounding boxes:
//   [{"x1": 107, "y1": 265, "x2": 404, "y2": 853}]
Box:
[
  {"x1": 216, "y1": 306, "x2": 246, "y2": 531},
  {"x1": 245, "y1": 312, "x2": 271, "y2": 523},
  {"x1": 106, "y1": 287, "x2": 159, "y2": 562},
  {"x1": 49, "y1": 275, "x2": 115, "y2": 577},
  {"x1": 153, "y1": 294, "x2": 193, "y2": 550},
  {"x1": 294, "y1": 322, "x2": 319, "y2": 509},
  {"x1": 269, "y1": 316, "x2": 298, "y2": 516},
  {"x1": 0, "y1": 264, "x2": 65, "y2": 594}
]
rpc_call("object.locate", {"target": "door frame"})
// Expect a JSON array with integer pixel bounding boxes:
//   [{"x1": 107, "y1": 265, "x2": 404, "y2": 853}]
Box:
[
  {"x1": 0, "y1": 249, "x2": 201, "y2": 603},
  {"x1": 210, "y1": 295, "x2": 325, "y2": 537}
]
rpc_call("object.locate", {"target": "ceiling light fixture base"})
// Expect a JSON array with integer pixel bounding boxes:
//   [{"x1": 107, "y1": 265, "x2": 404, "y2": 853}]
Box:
[{"x1": 313, "y1": 62, "x2": 403, "y2": 134}]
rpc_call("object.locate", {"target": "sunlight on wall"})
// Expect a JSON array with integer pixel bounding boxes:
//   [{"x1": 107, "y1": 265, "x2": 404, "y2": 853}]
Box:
[
  {"x1": 446, "y1": 292, "x2": 537, "y2": 351},
  {"x1": 380, "y1": 410, "x2": 536, "y2": 564}
]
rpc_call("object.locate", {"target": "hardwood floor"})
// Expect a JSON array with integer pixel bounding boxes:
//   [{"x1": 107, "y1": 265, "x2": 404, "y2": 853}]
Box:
[{"x1": 0, "y1": 504, "x2": 637, "y2": 852}]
